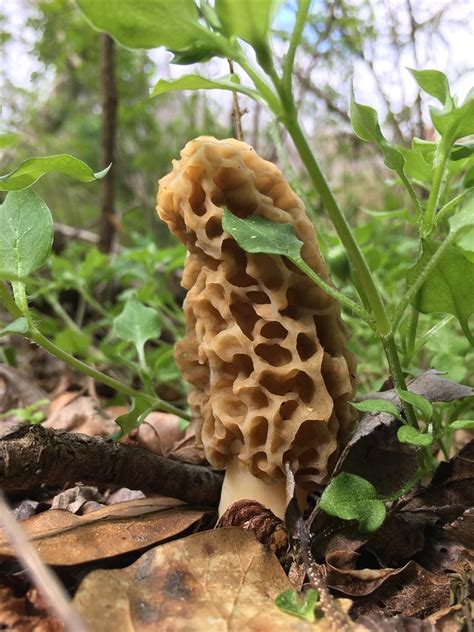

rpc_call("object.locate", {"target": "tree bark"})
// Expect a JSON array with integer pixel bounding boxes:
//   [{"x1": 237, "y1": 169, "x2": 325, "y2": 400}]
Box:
[
  {"x1": 0, "y1": 425, "x2": 223, "y2": 507},
  {"x1": 98, "y1": 34, "x2": 118, "y2": 253}
]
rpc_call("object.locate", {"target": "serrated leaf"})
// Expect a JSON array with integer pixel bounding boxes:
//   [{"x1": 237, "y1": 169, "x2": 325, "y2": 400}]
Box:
[
  {"x1": 222, "y1": 207, "x2": 303, "y2": 259},
  {"x1": 397, "y1": 425, "x2": 433, "y2": 447},
  {"x1": 448, "y1": 419, "x2": 474, "y2": 431},
  {"x1": 351, "y1": 399, "x2": 404, "y2": 421},
  {"x1": 407, "y1": 238, "x2": 474, "y2": 344},
  {"x1": 114, "y1": 397, "x2": 150, "y2": 438},
  {"x1": 113, "y1": 296, "x2": 161, "y2": 361},
  {"x1": 408, "y1": 68, "x2": 450, "y2": 105},
  {"x1": 150, "y1": 74, "x2": 259, "y2": 101},
  {"x1": 397, "y1": 388, "x2": 433, "y2": 420},
  {"x1": 320, "y1": 472, "x2": 386, "y2": 533},
  {"x1": 0, "y1": 190, "x2": 54, "y2": 277},
  {"x1": 275, "y1": 589, "x2": 318, "y2": 622},
  {"x1": 0, "y1": 155, "x2": 109, "y2": 191},
  {"x1": 0, "y1": 317, "x2": 29, "y2": 337}
]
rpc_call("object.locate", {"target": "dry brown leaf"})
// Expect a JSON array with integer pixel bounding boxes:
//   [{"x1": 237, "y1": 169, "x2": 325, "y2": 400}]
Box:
[
  {"x1": 43, "y1": 395, "x2": 118, "y2": 436},
  {"x1": 0, "y1": 498, "x2": 208, "y2": 565},
  {"x1": 0, "y1": 584, "x2": 62, "y2": 632},
  {"x1": 74, "y1": 527, "x2": 349, "y2": 631},
  {"x1": 48, "y1": 390, "x2": 83, "y2": 414},
  {"x1": 125, "y1": 412, "x2": 185, "y2": 456}
]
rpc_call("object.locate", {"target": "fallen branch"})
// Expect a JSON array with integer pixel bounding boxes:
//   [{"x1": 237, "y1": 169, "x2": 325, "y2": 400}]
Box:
[{"x1": 0, "y1": 425, "x2": 223, "y2": 507}]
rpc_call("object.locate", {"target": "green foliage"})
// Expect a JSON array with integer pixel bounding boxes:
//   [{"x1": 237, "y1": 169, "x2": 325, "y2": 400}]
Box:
[
  {"x1": 407, "y1": 239, "x2": 474, "y2": 344},
  {"x1": 350, "y1": 399, "x2": 404, "y2": 421},
  {"x1": 397, "y1": 426, "x2": 433, "y2": 447},
  {"x1": 150, "y1": 74, "x2": 258, "y2": 101},
  {"x1": 0, "y1": 155, "x2": 109, "y2": 191},
  {"x1": 396, "y1": 389, "x2": 433, "y2": 421},
  {"x1": 0, "y1": 317, "x2": 29, "y2": 337},
  {"x1": 408, "y1": 68, "x2": 451, "y2": 105},
  {"x1": 0, "y1": 190, "x2": 53, "y2": 278},
  {"x1": 113, "y1": 295, "x2": 162, "y2": 369},
  {"x1": 275, "y1": 589, "x2": 319, "y2": 622},
  {"x1": 0, "y1": 399, "x2": 49, "y2": 425},
  {"x1": 320, "y1": 473, "x2": 387, "y2": 533},
  {"x1": 114, "y1": 396, "x2": 151, "y2": 438}
]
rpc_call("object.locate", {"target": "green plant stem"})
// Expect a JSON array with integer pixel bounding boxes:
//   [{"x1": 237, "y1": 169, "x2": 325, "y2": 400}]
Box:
[
  {"x1": 284, "y1": 114, "x2": 391, "y2": 337},
  {"x1": 77, "y1": 285, "x2": 109, "y2": 318},
  {"x1": 391, "y1": 233, "x2": 456, "y2": 332},
  {"x1": 27, "y1": 328, "x2": 189, "y2": 419},
  {"x1": 295, "y1": 259, "x2": 374, "y2": 324},
  {"x1": 422, "y1": 135, "x2": 451, "y2": 237},
  {"x1": 403, "y1": 307, "x2": 419, "y2": 366},
  {"x1": 283, "y1": 0, "x2": 310, "y2": 97},
  {"x1": 46, "y1": 295, "x2": 83, "y2": 334},
  {"x1": 381, "y1": 334, "x2": 419, "y2": 428},
  {"x1": 236, "y1": 55, "x2": 281, "y2": 114},
  {"x1": 434, "y1": 187, "x2": 473, "y2": 227}
]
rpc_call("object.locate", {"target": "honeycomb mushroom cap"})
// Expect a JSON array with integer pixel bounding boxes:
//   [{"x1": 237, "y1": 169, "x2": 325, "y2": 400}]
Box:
[{"x1": 157, "y1": 136, "x2": 357, "y2": 490}]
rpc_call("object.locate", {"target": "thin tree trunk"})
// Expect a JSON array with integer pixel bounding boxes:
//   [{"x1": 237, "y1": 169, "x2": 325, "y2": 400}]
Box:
[{"x1": 99, "y1": 34, "x2": 118, "y2": 253}]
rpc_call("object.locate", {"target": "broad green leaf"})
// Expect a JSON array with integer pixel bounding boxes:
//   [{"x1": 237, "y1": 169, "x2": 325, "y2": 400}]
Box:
[
  {"x1": 408, "y1": 68, "x2": 450, "y2": 105},
  {"x1": 222, "y1": 207, "x2": 303, "y2": 259},
  {"x1": 113, "y1": 296, "x2": 161, "y2": 362},
  {"x1": 360, "y1": 207, "x2": 407, "y2": 220},
  {"x1": 396, "y1": 389, "x2": 433, "y2": 420},
  {"x1": 0, "y1": 155, "x2": 109, "y2": 191},
  {"x1": 0, "y1": 190, "x2": 54, "y2": 277},
  {"x1": 275, "y1": 589, "x2": 318, "y2": 623},
  {"x1": 449, "y1": 194, "x2": 474, "y2": 251},
  {"x1": 150, "y1": 74, "x2": 259, "y2": 101},
  {"x1": 398, "y1": 147, "x2": 432, "y2": 185},
  {"x1": 431, "y1": 99, "x2": 474, "y2": 142},
  {"x1": 0, "y1": 132, "x2": 19, "y2": 149},
  {"x1": 448, "y1": 419, "x2": 474, "y2": 431},
  {"x1": 408, "y1": 239, "x2": 474, "y2": 344},
  {"x1": 397, "y1": 425, "x2": 433, "y2": 447},
  {"x1": 351, "y1": 399, "x2": 404, "y2": 421},
  {"x1": 76, "y1": 0, "x2": 223, "y2": 53},
  {"x1": 320, "y1": 473, "x2": 386, "y2": 533},
  {"x1": 114, "y1": 397, "x2": 150, "y2": 438},
  {"x1": 215, "y1": 0, "x2": 277, "y2": 68},
  {"x1": 0, "y1": 317, "x2": 28, "y2": 337}
]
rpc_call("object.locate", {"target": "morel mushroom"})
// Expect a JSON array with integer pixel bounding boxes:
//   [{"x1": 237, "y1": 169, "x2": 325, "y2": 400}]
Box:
[{"x1": 157, "y1": 137, "x2": 357, "y2": 518}]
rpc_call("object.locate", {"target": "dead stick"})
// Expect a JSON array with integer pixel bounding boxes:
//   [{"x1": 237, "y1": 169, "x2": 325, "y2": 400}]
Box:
[
  {"x1": 228, "y1": 59, "x2": 243, "y2": 141},
  {"x1": 0, "y1": 425, "x2": 223, "y2": 507}
]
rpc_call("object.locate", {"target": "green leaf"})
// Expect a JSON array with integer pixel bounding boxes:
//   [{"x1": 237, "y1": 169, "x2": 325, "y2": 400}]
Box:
[
  {"x1": 54, "y1": 329, "x2": 92, "y2": 357},
  {"x1": 408, "y1": 239, "x2": 474, "y2": 344},
  {"x1": 0, "y1": 155, "x2": 109, "y2": 191},
  {"x1": 350, "y1": 95, "x2": 416, "y2": 200},
  {"x1": 215, "y1": 0, "x2": 277, "y2": 68},
  {"x1": 448, "y1": 419, "x2": 474, "y2": 431},
  {"x1": 113, "y1": 296, "x2": 161, "y2": 362},
  {"x1": 0, "y1": 132, "x2": 19, "y2": 149},
  {"x1": 0, "y1": 190, "x2": 54, "y2": 277},
  {"x1": 396, "y1": 389, "x2": 433, "y2": 420},
  {"x1": 351, "y1": 399, "x2": 404, "y2": 421},
  {"x1": 0, "y1": 317, "x2": 29, "y2": 337},
  {"x1": 397, "y1": 425, "x2": 433, "y2": 447},
  {"x1": 449, "y1": 194, "x2": 474, "y2": 250},
  {"x1": 150, "y1": 74, "x2": 258, "y2": 101},
  {"x1": 114, "y1": 397, "x2": 150, "y2": 438},
  {"x1": 408, "y1": 68, "x2": 450, "y2": 105},
  {"x1": 222, "y1": 207, "x2": 303, "y2": 259},
  {"x1": 450, "y1": 142, "x2": 474, "y2": 161},
  {"x1": 76, "y1": 0, "x2": 222, "y2": 52},
  {"x1": 320, "y1": 472, "x2": 386, "y2": 533},
  {"x1": 431, "y1": 99, "x2": 474, "y2": 142},
  {"x1": 275, "y1": 589, "x2": 318, "y2": 623}
]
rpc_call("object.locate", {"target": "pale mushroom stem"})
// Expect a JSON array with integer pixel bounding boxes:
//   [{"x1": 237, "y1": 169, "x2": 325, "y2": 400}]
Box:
[{"x1": 218, "y1": 459, "x2": 288, "y2": 520}]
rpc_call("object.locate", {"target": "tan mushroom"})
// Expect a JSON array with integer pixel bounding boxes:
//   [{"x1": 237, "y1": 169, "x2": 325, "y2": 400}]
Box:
[{"x1": 157, "y1": 137, "x2": 357, "y2": 518}]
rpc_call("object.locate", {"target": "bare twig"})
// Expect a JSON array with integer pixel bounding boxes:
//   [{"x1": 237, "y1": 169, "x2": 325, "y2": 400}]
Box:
[
  {"x1": 0, "y1": 425, "x2": 223, "y2": 507},
  {"x1": 0, "y1": 491, "x2": 88, "y2": 632},
  {"x1": 228, "y1": 59, "x2": 244, "y2": 141}
]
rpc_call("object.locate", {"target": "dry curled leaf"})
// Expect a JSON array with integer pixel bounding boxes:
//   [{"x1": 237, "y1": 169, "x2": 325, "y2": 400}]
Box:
[
  {"x1": 125, "y1": 412, "x2": 185, "y2": 456},
  {"x1": 74, "y1": 527, "x2": 351, "y2": 631},
  {"x1": 43, "y1": 395, "x2": 118, "y2": 436},
  {"x1": 0, "y1": 498, "x2": 208, "y2": 565}
]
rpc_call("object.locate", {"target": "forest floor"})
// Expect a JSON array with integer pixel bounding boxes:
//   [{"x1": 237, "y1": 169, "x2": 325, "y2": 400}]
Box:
[{"x1": 0, "y1": 340, "x2": 472, "y2": 631}]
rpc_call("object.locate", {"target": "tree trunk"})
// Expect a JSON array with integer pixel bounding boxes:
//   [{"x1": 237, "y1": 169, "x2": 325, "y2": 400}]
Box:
[{"x1": 98, "y1": 34, "x2": 118, "y2": 253}]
